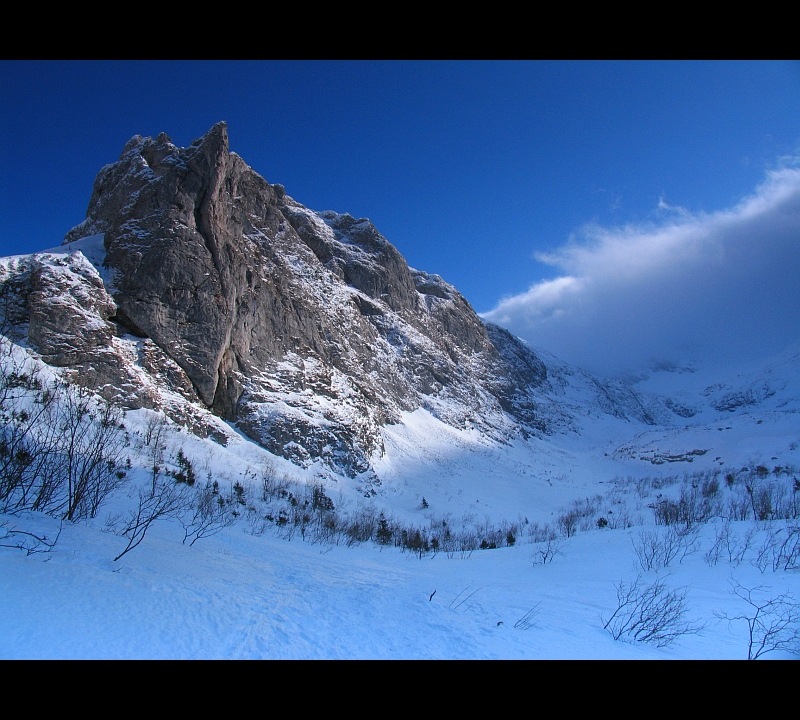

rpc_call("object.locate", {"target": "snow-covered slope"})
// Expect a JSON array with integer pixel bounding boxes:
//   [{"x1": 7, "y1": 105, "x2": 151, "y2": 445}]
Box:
[
  {"x1": 2, "y1": 329, "x2": 798, "y2": 659},
  {"x1": 3, "y1": 240, "x2": 798, "y2": 531}
]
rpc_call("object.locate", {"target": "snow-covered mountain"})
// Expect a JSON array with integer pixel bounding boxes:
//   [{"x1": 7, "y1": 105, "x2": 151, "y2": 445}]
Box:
[
  {"x1": 1, "y1": 122, "x2": 798, "y2": 521},
  {"x1": 2, "y1": 123, "x2": 799, "y2": 660}
]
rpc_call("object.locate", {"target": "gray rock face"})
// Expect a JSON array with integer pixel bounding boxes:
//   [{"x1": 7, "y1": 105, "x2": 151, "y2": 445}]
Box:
[
  {"x1": 29, "y1": 122, "x2": 558, "y2": 477},
  {"x1": 0, "y1": 249, "x2": 223, "y2": 438},
  {"x1": 27, "y1": 251, "x2": 116, "y2": 369}
]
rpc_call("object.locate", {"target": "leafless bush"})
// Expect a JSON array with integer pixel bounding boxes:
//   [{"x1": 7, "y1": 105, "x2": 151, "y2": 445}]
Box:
[
  {"x1": 439, "y1": 520, "x2": 481, "y2": 558},
  {"x1": 706, "y1": 520, "x2": 756, "y2": 567},
  {"x1": 498, "y1": 518, "x2": 520, "y2": 547},
  {"x1": 142, "y1": 411, "x2": 169, "y2": 450},
  {"x1": 715, "y1": 580, "x2": 800, "y2": 659},
  {"x1": 243, "y1": 503, "x2": 272, "y2": 537},
  {"x1": 747, "y1": 479, "x2": 776, "y2": 523},
  {"x1": 741, "y1": 469, "x2": 796, "y2": 523},
  {"x1": 259, "y1": 458, "x2": 291, "y2": 501},
  {"x1": 632, "y1": 525, "x2": 701, "y2": 572},
  {"x1": 752, "y1": 522, "x2": 800, "y2": 573},
  {"x1": 272, "y1": 508, "x2": 299, "y2": 541},
  {"x1": 574, "y1": 495, "x2": 603, "y2": 530},
  {"x1": 0, "y1": 516, "x2": 62, "y2": 555},
  {"x1": 55, "y1": 388, "x2": 130, "y2": 521},
  {"x1": 770, "y1": 482, "x2": 795, "y2": 521},
  {"x1": 142, "y1": 412, "x2": 169, "y2": 493},
  {"x1": 652, "y1": 481, "x2": 715, "y2": 529},
  {"x1": 438, "y1": 521, "x2": 478, "y2": 559},
  {"x1": 634, "y1": 476, "x2": 652, "y2": 499},
  {"x1": 789, "y1": 478, "x2": 800, "y2": 519},
  {"x1": 343, "y1": 503, "x2": 378, "y2": 547},
  {"x1": 0, "y1": 348, "x2": 62, "y2": 514},
  {"x1": 0, "y1": 385, "x2": 62, "y2": 514},
  {"x1": 602, "y1": 573, "x2": 703, "y2": 647},
  {"x1": 651, "y1": 498, "x2": 681, "y2": 527},
  {"x1": 772, "y1": 523, "x2": 800, "y2": 571},
  {"x1": 472, "y1": 516, "x2": 521, "y2": 549},
  {"x1": 179, "y1": 479, "x2": 240, "y2": 546},
  {"x1": 112, "y1": 479, "x2": 193, "y2": 561},
  {"x1": 436, "y1": 518, "x2": 460, "y2": 557},
  {"x1": 725, "y1": 486, "x2": 753, "y2": 521},
  {"x1": 700, "y1": 473, "x2": 721, "y2": 499},
  {"x1": 628, "y1": 474, "x2": 679, "y2": 500},
  {"x1": 527, "y1": 522, "x2": 555, "y2": 543},
  {"x1": 554, "y1": 495, "x2": 607, "y2": 534},
  {"x1": 307, "y1": 508, "x2": 342, "y2": 546},
  {"x1": 557, "y1": 509, "x2": 580, "y2": 538},
  {"x1": 751, "y1": 529, "x2": 775, "y2": 573},
  {"x1": 606, "y1": 507, "x2": 636, "y2": 530},
  {"x1": 531, "y1": 533, "x2": 563, "y2": 565},
  {"x1": 0, "y1": 363, "x2": 129, "y2": 521}
]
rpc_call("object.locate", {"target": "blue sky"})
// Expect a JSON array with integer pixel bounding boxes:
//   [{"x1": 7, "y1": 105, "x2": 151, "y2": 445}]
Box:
[{"x1": 2, "y1": 60, "x2": 799, "y2": 376}]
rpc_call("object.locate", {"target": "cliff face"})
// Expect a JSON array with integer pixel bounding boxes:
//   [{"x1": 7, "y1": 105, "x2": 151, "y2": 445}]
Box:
[{"x1": 6, "y1": 122, "x2": 555, "y2": 480}]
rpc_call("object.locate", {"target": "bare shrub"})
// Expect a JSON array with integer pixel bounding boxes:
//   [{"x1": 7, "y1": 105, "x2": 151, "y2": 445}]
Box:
[
  {"x1": 450, "y1": 530, "x2": 478, "y2": 559},
  {"x1": 602, "y1": 573, "x2": 703, "y2": 647},
  {"x1": 112, "y1": 479, "x2": 193, "y2": 561},
  {"x1": 633, "y1": 525, "x2": 701, "y2": 572},
  {"x1": 629, "y1": 474, "x2": 679, "y2": 500},
  {"x1": 706, "y1": 520, "x2": 756, "y2": 567},
  {"x1": 343, "y1": 503, "x2": 378, "y2": 547},
  {"x1": 56, "y1": 388, "x2": 130, "y2": 521},
  {"x1": 701, "y1": 473, "x2": 721, "y2": 498},
  {"x1": 557, "y1": 509, "x2": 579, "y2": 538},
  {"x1": 179, "y1": 479, "x2": 240, "y2": 546},
  {"x1": 789, "y1": 478, "x2": 800, "y2": 519},
  {"x1": 633, "y1": 528, "x2": 665, "y2": 571},
  {"x1": 259, "y1": 458, "x2": 290, "y2": 502},
  {"x1": 0, "y1": 346, "x2": 65, "y2": 515},
  {"x1": 139, "y1": 413, "x2": 170, "y2": 494},
  {"x1": 751, "y1": 529, "x2": 776, "y2": 573},
  {"x1": 634, "y1": 476, "x2": 652, "y2": 499},
  {"x1": 773, "y1": 523, "x2": 800, "y2": 571},
  {"x1": 0, "y1": 380, "x2": 62, "y2": 514},
  {"x1": 553, "y1": 495, "x2": 607, "y2": 534},
  {"x1": 753, "y1": 522, "x2": 800, "y2": 573},
  {"x1": 399, "y1": 526, "x2": 429, "y2": 558},
  {"x1": 435, "y1": 518, "x2": 479, "y2": 559},
  {"x1": 0, "y1": 516, "x2": 62, "y2": 555},
  {"x1": 527, "y1": 522, "x2": 555, "y2": 543},
  {"x1": 741, "y1": 469, "x2": 794, "y2": 523},
  {"x1": 0, "y1": 366, "x2": 129, "y2": 521},
  {"x1": 307, "y1": 508, "x2": 341, "y2": 546},
  {"x1": 531, "y1": 533, "x2": 563, "y2": 565},
  {"x1": 726, "y1": 487, "x2": 753, "y2": 522},
  {"x1": 244, "y1": 503, "x2": 272, "y2": 537},
  {"x1": 605, "y1": 507, "x2": 636, "y2": 530},
  {"x1": 715, "y1": 580, "x2": 800, "y2": 659},
  {"x1": 652, "y1": 480, "x2": 714, "y2": 529}
]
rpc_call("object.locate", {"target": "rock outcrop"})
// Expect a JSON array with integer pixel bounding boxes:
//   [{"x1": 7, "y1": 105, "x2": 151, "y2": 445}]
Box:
[{"x1": 4, "y1": 122, "x2": 627, "y2": 480}]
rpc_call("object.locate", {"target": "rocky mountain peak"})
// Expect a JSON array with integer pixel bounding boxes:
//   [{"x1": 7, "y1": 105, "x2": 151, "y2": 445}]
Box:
[{"x1": 2, "y1": 122, "x2": 668, "y2": 483}]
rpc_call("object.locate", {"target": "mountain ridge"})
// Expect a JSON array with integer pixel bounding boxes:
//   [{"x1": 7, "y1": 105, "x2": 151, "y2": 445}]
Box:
[
  {"x1": 0, "y1": 122, "x2": 657, "y2": 482},
  {"x1": 1, "y1": 121, "x2": 797, "y2": 500}
]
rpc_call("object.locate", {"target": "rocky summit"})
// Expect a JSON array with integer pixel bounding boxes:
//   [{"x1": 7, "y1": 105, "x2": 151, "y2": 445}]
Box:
[{"x1": 2, "y1": 122, "x2": 672, "y2": 485}]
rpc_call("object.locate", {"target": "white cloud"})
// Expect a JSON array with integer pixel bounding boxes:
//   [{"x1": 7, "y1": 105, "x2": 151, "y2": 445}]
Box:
[{"x1": 482, "y1": 160, "x2": 800, "y2": 377}]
